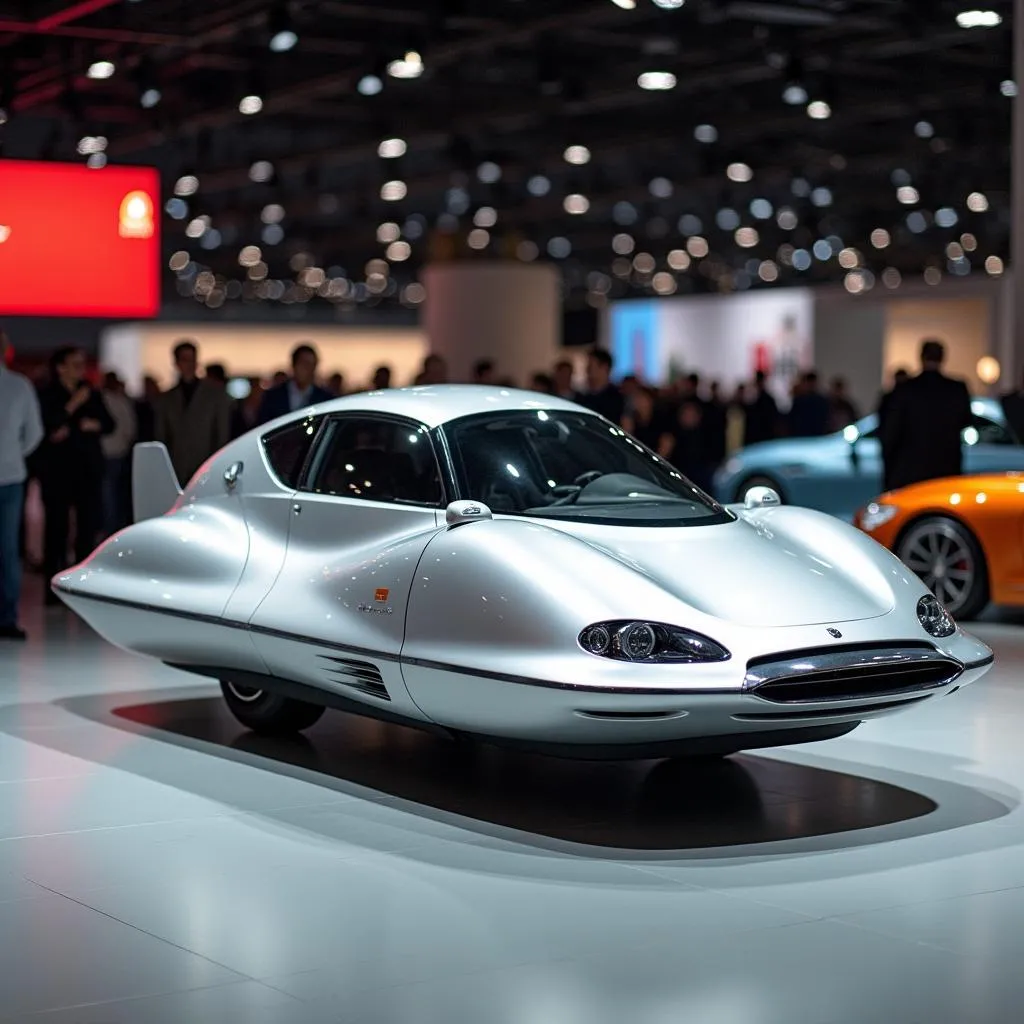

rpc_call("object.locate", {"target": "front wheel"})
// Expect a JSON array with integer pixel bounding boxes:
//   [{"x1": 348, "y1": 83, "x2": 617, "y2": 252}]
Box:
[
  {"x1": 896, "y1": 515, "x2": 989, "y2": 619},
  {"x1": 220, "y1": 681, "x2": 325, "y2": 734}
]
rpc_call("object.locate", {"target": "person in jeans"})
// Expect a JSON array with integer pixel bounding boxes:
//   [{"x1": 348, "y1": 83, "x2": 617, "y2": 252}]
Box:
[{"x1": 0, "y1": 330, "x2": 44, "y2": 639}]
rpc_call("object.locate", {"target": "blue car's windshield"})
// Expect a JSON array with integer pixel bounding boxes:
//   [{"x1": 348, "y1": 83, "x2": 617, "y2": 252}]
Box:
[{"x1": 443, "y1": 410, "x2": 734, "y2": 527}]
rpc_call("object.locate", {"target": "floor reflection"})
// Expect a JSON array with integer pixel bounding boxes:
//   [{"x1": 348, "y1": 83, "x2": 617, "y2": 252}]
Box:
[{"x1": 102, "y1": 694, "x2": 941, "y2": 851}]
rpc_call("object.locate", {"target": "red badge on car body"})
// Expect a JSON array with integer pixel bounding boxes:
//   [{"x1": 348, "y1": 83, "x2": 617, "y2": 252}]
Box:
[{"x1": 374, "y1": 588, "x2": 389, "y2": 603}]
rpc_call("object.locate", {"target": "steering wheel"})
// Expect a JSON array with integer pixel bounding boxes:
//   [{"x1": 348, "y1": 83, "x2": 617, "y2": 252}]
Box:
[{"x1": 547, "y1": 470, "x2": 604, "y2": 507}]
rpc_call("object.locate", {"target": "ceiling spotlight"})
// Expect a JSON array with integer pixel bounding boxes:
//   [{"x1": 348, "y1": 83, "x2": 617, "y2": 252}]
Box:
[
  {"x1": 810, "y1": 186, "x2": 833, "y2": 207},
  {"x1": 726, "y1": 161, "x2": 753, "y2": 182},
  {"x1": 140, "y1": 87, "x2": 161, "y2": 108},
  {"x1": 649, "y1": 176, "x2": 673, "y2": 198},
  {"x1": 358, "y1": 74, "x2": 383, "y2": 96},
  {"x1": 381, "y1": 180, "x2": 407, "y2": 201},
  {"x1": 87, "y1": 60, "x2": 115, "y2": 80},
  {"x1": 174, "y1": 175, "x2": 199, "y2": 196},
  {"x1": 935, "y1": 207, "x2": 958, "y2": 228},
  {"x1": 377, "y1": 221, "x2": 400, "y2": 243},
  {"x1": 564, "y1": 193, "x2": 590, "y2": 214},
  {"x1": 735, "y1": 226, "x2": 759, "y2": 248},
  {"x1": 806, "y1": 99, "x2": 831, "y2": 120},
  {"x1": 956, "y1": 9, "x2": 1001, "y2": 28},
  {"x1": 386, "y1": 240, "x2": 411, "y2": 262},
  {"x1": 467, "y1": 228, "x2": 490, "y2": 250},
  {"x1": 871, "y1": 228, "x2": 891, "y2": 249},
  {"x1": 967, "y1": 191, "x2": 989, "y2": 212},
  {"x1": 477, "y1": 161, "x2": 502, "y2": 183},
  {"x1": 914, "y1": 120, "x2": 934, "y2": 138},
  {"x1": 76, "y1": 135, "x2": 107, "y2": 155},
  {"x1": 985, "y1": 255, "x2": 1004, "y2": 275},
  {"x1": 638, "y1": 70, "x2": 676, "y2": 91},
  {"x1": 526, "y1": 174, "x2": 551, "y2": 197},
  {"x1": 548, "y1": 236, "x2": 572, "y2": 258},
  {"x1": 261, "y1": 203, "x2": 285, "y2": 224},
  {"x1": 473, "y1": 206, "x2": 497, "y2": 228},
  {"x1": 1001, "y1": 79, "x2": 1017, "y2": 97},
  {"x1": 651, "y1": 0, "x2": 685, "y2": 7},
  {"x1": 268, "y1": 3, "x2": 298, "y2": 52},
  {"x1": 86, "y1": 152, "x2": 107, "y2": 169},
  {"x1": 564, "y1": 144, "x2": 591, "y2": 165},
  {"x1": 388, "y1": 50, "x2": 424, "y2": 79},
  {"x1": 377, "y1": 137, "x2": 407, "y2": 158},
  {"x1": 782, "y1": 83, "x2": 808, "y2": 106},
  {"x1": 693, "y1": 123, "x2": 718, "y2": 143},
  {"x1": 239, "y1": 94, "x2": 263, "y2": 115},
  {"x1": 610, "y1": 0, "x2": 637, "y2": 8},
  {"x1": 749, "y1": 198, "x2": 773, "y2": 219},
  {"x1": 270, "y1": 28, "x2": 298, "y2": 52},
  {"x1": 249, "y1": 160, "x2": 274, "y2": 183},
  {"x1": 897, "y1": 185, "x2": 920, "y2": 205},
  {"x1": 776, "y1": 208, "x2": 798, "y2": 230}
]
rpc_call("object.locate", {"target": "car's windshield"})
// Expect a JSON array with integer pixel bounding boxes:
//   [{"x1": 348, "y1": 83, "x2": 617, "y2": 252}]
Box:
[{"x1": 442, "y1": 410, "x2": 734, "y2": 526}]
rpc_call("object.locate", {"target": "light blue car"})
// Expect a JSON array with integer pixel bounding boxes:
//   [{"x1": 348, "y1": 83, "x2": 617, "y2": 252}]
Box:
[{"x1": 713, "y1": 397, "x2": 1024, "y2": 521}]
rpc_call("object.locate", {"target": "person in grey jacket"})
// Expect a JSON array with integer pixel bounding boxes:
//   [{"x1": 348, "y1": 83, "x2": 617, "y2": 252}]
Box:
[
  {"x1": 0, "y1": 330, "x2": 44, "y2": 639},
  {"x1": 154, "y1": 340, "x2": 232, "y2": 484}
]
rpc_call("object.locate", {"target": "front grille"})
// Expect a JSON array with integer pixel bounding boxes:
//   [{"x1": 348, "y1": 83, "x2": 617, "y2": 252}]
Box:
[
  {"x1": 318, "y1": 655, "x2": 390, "y2": 701},
  {"x1": 744, "y1": 644, "x2": 961, "y2": 705}
]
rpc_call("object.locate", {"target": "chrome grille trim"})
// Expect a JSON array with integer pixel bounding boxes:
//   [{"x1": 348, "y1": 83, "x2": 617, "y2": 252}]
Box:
[
  {"x1": 743, "y1": 645, "x2": 962, "y2": 704},
  {"x1": 317, "y1": 654, "x2": 390, "y2": 701}
]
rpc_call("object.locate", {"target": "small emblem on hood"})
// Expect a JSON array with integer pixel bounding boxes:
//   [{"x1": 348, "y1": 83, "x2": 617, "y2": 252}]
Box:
[{"x1": 826, "y1": 627, "x2": 843, "y2": 638}]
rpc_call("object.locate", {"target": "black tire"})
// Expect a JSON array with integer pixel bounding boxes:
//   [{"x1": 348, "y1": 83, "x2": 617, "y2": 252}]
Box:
[
  {"x1": 895, "y1": 515, "x2": 989, "y2": 620},
  {"x1": 734, "y1": 474, "x2": 785, "y2": 504},
  {"x1": 220, "y1": 681, "x2": 325, "y2": 735}
]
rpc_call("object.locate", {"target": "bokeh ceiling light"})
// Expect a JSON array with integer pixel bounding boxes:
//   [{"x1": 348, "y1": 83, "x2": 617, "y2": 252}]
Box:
[
  {"x1": 249, "y1": 160, "x2": 274, "y2": 182},
  {"x1": 377, "y1": 137, "x2": 407, "y2": 158},
  {"x1": 726, "y1": 162, "x2": 753, "y2": 182},
  {"x1": 386, "y1": 240, "x2": 412, "y2": 262},
  {"x1": 897, "y1": 185, "x2": 920, "y2": 205},
  {"x1": 527, "y1": 174, "x2": 551, "y2": 196},
  {"x1": 693, "y1": 123, "x2": 718, "y2": 143},
  {"x1": 563, "y1": 145, "x2": 591, "y2": 165},
  {"x1": 87, "y1": 60, "x2": 115, "y2": 80},
  {"x1": 967, "y1": 191, "x2": 989, "y2": 212},
  {"x1": 380, "y1": 180, "x2": 407, "y2": 201},
  {"x1": 871, "y1": 227, "x2": 891, "y2": 248},
  {"x1": 140, "y1": 88, "x2": 162, "y2": 108},
  {"x1": 473, "y1": 206, "x2": 497, "y2": 227},
  {"x1": 564, "y1": 193, "x2": 590, "y2": 214},
  {"x1": 358, "y1": 74, "x2": 383, "y2": 96},
  {"x1": 782, "y1": 83, "x2": 808, "y2": 105},
  {"x1": 985, "y1": 255, "x2": 1004, "y2": 275},
  {"x1": 651, "y1": 0, "x2": 685, "y2": 8},
  {"x1": 806, "y1": 99, "x2": 831, "y2": 120},
  {"x1": 735, "y1": 226, "x2": 759, "y2": 248},
  {"x1": 239, "y1": 94, "x2": 263, "y2": 115},
  {"x1": 977, "y1": 356, "x2": 1001, "y2": 385},
  {"x1": 376, "y1": 221, "x2": 400, "y2": 243},
  {"x1": 610, "y1": 0, "x2": 636, "y2": 8},
  {"x1": 1001, "y1": 79, "x2": 1018, "y2": 97},
  {"x1": 956, "y1": 9, "x2": 1002, "y2": 28},
  {"x1": 638, "y1": 71, "x2": 676, "y2": 91},
  {"x1": 174, "y1": 175, "x2": 199, "y2": 197},
  {"x1": 388, "y1": 50, "x2": 424, "y2": 79}
]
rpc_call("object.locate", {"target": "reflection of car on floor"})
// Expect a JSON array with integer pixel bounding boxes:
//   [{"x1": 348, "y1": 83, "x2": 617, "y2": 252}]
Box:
[
  {"x1": 53, "y1": 386, "x2": 993, "y2": 759},
  {"x1": 856, "y1": 473, "x2": 1024, "y2": 620},
  {"x1": 714, "y1": 398, "x2": 1024, "y2": 521}
]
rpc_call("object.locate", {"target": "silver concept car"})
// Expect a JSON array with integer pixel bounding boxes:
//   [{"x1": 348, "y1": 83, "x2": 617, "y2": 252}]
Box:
[{"x1": 53, "y1": 386, "x2": 994, "y2": 759}]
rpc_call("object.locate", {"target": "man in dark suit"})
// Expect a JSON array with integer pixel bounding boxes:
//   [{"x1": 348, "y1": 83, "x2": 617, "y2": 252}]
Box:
[
  {"x1": 575, "y1": 348, "x2": 625, "y2": 424},
  {"x1": 155, "y1": 339, "x2": 233, "y2": 485},
  {"x1": 258, "y1": 343, "x2": 333, "y2": 425},
  {"x1": 882, "y1": 339, "x2": 973, "y2": 491}
]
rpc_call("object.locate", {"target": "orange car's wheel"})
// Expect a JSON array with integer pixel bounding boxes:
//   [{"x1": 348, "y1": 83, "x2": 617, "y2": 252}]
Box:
[{"x1": 896, "y1": 516, "x2": 989, "y2": 620}]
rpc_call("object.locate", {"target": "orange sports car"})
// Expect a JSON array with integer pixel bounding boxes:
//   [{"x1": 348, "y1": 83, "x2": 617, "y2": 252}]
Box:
[{"x1": 855, "y1": 473, "x2": 1024, "y2": 619}]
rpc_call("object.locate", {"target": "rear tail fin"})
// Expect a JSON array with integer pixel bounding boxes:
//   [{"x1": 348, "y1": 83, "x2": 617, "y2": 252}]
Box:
[{"x1": 132, "y1": 442, "x2": 182, "y2": 522}]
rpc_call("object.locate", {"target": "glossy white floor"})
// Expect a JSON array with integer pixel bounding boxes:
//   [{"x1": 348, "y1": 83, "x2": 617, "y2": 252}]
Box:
[{"x1": 2, "y1": 584, "x2": 1024, "y2": 1023}]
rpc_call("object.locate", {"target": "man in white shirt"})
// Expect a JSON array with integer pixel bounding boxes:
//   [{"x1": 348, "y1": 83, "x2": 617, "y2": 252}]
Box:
[{"x1": 0, "y1": 330, "x2": 44, "y2": 640}]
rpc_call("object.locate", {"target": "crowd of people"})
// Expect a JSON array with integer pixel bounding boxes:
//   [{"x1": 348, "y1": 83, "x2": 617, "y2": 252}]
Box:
[{"x1": 0, "y1": 326, "x2": 980, "y2": 641}]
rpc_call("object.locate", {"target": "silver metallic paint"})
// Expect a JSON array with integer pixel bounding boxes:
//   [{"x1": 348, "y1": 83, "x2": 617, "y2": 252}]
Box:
[{"x1": 53, "y1": 385, "x2": 994, "y2": 755}]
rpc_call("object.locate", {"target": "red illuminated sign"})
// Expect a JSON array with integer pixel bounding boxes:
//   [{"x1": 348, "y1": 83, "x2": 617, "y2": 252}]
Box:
[{"x1": 0, "y1": 159, "x2": 160, "y2": 318}]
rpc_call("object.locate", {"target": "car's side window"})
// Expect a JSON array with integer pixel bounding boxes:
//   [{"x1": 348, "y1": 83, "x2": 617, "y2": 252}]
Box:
[
  {"x1": 262, "y1": 415, "x2": 321, "y2": 488},
  {"x1": 305, "y1": 416, "x2": 443, "y2": 506},
  {"x1": 966, "y1": 415, "x2": 1015, "y2": 446}
]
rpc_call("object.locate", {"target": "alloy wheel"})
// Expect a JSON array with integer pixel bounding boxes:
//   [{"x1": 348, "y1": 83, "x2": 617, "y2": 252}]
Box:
[{"x1": 899, "y1": 520, "x2": 975, "y2": 614}]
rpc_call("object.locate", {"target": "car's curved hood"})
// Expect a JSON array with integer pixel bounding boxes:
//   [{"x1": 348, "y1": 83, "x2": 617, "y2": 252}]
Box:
[{"x1": 551, "y1": 507, "x2": 899, "y2": 627}]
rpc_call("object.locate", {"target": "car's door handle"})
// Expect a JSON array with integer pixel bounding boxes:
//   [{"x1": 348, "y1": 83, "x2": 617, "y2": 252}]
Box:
[{"x1": 223, "y1": 461, "x2": 243, "y2": 489}]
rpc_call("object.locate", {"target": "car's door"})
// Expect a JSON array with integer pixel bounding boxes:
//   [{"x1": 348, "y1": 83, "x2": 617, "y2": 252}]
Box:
[{"x1": 247, "y1": 414, "x2": 445, "y2": 722}]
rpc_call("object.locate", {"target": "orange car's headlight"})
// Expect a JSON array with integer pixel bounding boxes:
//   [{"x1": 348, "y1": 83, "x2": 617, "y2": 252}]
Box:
[{"x1": 859, "y1": 502, "x2": 899, "y2": 532}]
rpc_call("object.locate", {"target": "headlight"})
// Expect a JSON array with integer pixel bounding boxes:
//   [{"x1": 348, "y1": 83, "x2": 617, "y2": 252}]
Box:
[
  {"x1": 578, "y1": 620, "x2": 731, "y2": 663},
  {"x1": 859, "y1": 502, "x2": 898, "y2": 531},
  {"x1": 917, "y1": 594, "x2": 956, "y2": 638}
]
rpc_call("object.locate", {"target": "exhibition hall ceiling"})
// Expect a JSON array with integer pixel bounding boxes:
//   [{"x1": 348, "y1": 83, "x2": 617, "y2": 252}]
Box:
[{"x1": 0, "y1": 0, "x2": 1013, "y2": 310}]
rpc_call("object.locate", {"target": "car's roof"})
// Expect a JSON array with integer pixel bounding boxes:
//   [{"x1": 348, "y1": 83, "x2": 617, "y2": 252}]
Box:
[{"x1": 265, "y1": 384, "x2": 589, "y2": 431}]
